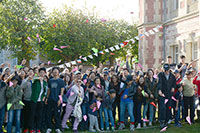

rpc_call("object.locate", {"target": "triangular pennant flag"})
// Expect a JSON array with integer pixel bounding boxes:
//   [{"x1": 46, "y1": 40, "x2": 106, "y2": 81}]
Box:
[
  {"x1": 99, "y1": 51, "x2": 104, "y2": 55},
  {"x1": 58, "y1": 60, "x2": 62, "y2": 63},
  {"x1": 165, "y1": 99, "x2": 168, "y2": 104},
  {"x1": 36, "y1": 34, "x2": 39, "y2": 38},
  {"x1": 92, "y1": 48, "x2": 98, "y2": 53},
  {"x1": 144, "y1": 32, "x2": 150, "y2": 36},
  {"x1": 105, "y1": 49, "x2": 109, "y2": 53},
  {"x1": 27, "y1": 37, "x2": 31, "y2": 41},
  {"x1": 65, "y1": 63, "x2": 71, "y2": 67},
  {"x1": 110, "y1": 53, "x2": 115, "y2": 55},
  {"x1": 93, "y1": 53, "x2": 98, "y2": 57},
  {"x1": 88, "y1": 55, "x2": 93, "y2": 59},
  {"x1": 7, "y1": 103, "x2": 12, "y2": 110},
  {"x1": 135, "y1": 36, "x2": 139, "y2": 40},
  {"x1": 53, "y1": 48, "x2": 62, "y2": 52},
  {"x1": 71, "y1": 61, "x2": 76, "y2": 65},
  {"x1": 141, "y1": 90, "x2": 145, "y2": 96},
  {"x1": 70, "y1": 91, "x2": 75, "y2": 96},
  {"x1": 82, "y1": 57, "x2": 88, "y2": 61},
  {"x1": 123, "y1": 41, "x2": 128, "y2": 46},
  {"x1": 153, "y1": 27, "x2": 159, "y2": 32},
  {"x1": 79, "y1": 56, "x2": 82, "y2": 59},
  {"x1": 92, "y1": 107, "x2": 96, "y2": 112},
  {"x1": 53, "y1": 24, "x2": 56, "y2": 28},
  {"x1": 186, "y1": 116, "x2": 191, "y2": 125},
  {"x1": 83, "y1": 115, "x2": 87, "y2": 121},
  {"x1": 120, "y1": 43, "x2": 125, "y2": 48},
  {"x1": 97, "y1": 101, "x2": 101, "y2": 109},
  {"x1": 109, "y1": 47, "x2": 115, "y2": 52},
  {"x1": 59, "y1": 64, "x2": 64, "y2": 68},
  {"x1": 150, "y1": 102, "x2": 157, "y2": 108},
  {"x1": 16, "y1": 65, "x2": 24, "y2": 69},
  {"x1": 160, "y1": 126, "x2": 167, "y2": 132},
  {"x1": 130, "y1": 39, "x2": 135, "y2": 44},
  {"x1": 77, "y1": 59, "x2": 82, "y2": 63},
  {"x1": 149, "y1": 30, "x2": 155, "y2": 35},
  {"x1": 60, "y1": 46, "x2": 70, "y2": 49},
  {"x1": 172, "y1": 96, "x2": 177, "y2": 102},
  {"x1": 19, "y1": 101, "x2": 25, "y2": 106},
  {"x1": 143, "y1": 119, "x2": 149, "y2": 122},
  {"x1": 115, "y1": 45, "x2": 120, "y2": 50},
  {"x1": 24, "y1": 18, "x2": 28, "y2": 21},
  {"x1": 86, "y1": 19, "x2": 89, "y2": 23},
  {"x1": 48, "y1": 61, "x2": 51, "y2": 65},
  {"x1": 9, "y1": 81, "x2": 13, "y2": 87}
]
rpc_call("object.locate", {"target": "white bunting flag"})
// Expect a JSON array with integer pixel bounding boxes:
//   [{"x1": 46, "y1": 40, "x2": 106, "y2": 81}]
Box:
[
  {"x1": 153, "y1": 27, "x2": 159, "y2": 32},
  {"x1": 115, "y1": 45, "x2": 120, "y2": 50},
  {"x1": 149, "y1": 30, "x2": 155, "y2": 35},
  {"x1": 120, "y1": 43, "x2": 124, "y2": 47},
  {"x1": 130, "y1": 39, "x2": 135, "y2": 44},
  {"x1": 59, "y1": 64, "x2": 64, "y2": 68},
  {"x1": 135, "y1": 36, "x2": 139, "y2": 40},
  {"x1": 71, "y1": 61, "x2": 76, "y2": 65},
  {"x1": 105, "y1": 49, "x2": 109, "y2": 53},
  {"x1": 88, "y1": 55, "x2": 93, "y2": 59},
  {"x1": 82, "y1": 57, "x2": 87, "y2": 61},
  {"x1": 65, "y1": 63, "x2": 71, "y2": 67},
  {"x1": 94, "y1": 53, "x2": 98, "y2": 57},
  {"x1": 144, "y1": 32, "x2": 149, "y2": 36},
  {"x1": 109, "y1": 47, "x2": 115, "y2": 52}
]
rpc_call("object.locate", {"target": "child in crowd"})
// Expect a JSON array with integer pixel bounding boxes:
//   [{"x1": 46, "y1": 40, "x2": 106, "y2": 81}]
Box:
[
  {"x1": 88, "y1": 94, "x2": 102, "y2": 132},
  {"x1": 104, "y1": 89, "x2": 116, "y2": 131}
]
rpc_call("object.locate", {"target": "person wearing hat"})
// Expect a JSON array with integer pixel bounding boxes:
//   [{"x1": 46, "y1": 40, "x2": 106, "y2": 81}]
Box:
[
  {"x1": 118, "y1": 75, "x2": 136, "y2": 131},
  {"x1": 157, "y1": 64, "x2": 176, "y2": 129},
  {"x1": 180, "y1": 70, "x2": 195, "y2": 124},
  {"x1": 103, "y1": 89, "x2": 116, "y2": 131}
]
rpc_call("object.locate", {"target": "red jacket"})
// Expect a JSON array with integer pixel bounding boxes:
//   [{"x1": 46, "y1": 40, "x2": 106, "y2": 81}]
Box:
[{"x1": 193, "y1": 76, "x2": 200, "y2": 96}]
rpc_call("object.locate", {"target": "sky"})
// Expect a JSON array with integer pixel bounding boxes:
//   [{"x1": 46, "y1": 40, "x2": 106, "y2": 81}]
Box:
[{"x1": 40, "y1": 0, "x2": 139, "y2": 23}]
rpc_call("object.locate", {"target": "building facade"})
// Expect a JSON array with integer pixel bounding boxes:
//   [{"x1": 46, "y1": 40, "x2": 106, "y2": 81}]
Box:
[{"x1": 138, "y1": 0, "x2": 200, "y2": 70}]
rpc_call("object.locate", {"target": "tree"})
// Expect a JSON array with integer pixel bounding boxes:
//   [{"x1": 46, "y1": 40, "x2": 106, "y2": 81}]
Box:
[
  {"x1": 0, "y1": 0, "x2": 45, "y2": 64},
  {"x1": 40, "y1": 6, "x2": 138, "y2": 66}
]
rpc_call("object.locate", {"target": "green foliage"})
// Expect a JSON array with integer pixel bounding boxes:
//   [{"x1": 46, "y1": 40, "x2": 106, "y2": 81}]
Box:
[
  {"x1": 40, "y1": 6, "x2": 138, "y2": 65},
  {"x1": 0, "y1": 1, "x2": 138, "y2": 65},
  {"x1": 0, "y1": 0, "x2": 45, "y2": 63}
]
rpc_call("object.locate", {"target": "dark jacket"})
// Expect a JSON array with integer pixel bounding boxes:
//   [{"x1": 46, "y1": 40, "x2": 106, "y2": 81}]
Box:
[
  {"x1": 6, "y1": 85, "x2": 23, "y2": 110},
  {"x1": 0, "y1": 80, "x2": 7, "y2": 109},
  {"x1": 157, "y1": 72, "x2": 176, "y2": 98},
  {"x1": 145, "y1": 77, "x2": 158, "y2": 102},
  {"x1": 119, "y1": 82, "x2": 136, "y2": 100},
  {"x1": 104, "y1": 95, "x2": 115, "y2": 110},
  {"x1": 135, "y1": 84, "x2": 148, "y2": 103}
]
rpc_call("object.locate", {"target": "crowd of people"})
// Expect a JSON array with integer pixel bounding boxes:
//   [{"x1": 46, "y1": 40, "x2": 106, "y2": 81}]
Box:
[{"x1": 0, "y1": 55, "x2": 200, "y2": 133}]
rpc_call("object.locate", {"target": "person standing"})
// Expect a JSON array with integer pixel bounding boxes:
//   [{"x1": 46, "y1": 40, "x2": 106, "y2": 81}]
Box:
[
  {"x1": 6, "y1": 76, "x2": 23, "y2": 133},
  {"x1": 29, "y1": 68, "x2": 48, "y2": 133},
  {"x1": 157, "y1": 64, "x2": 176, "y2": 129},
  {"x1": 46, "y1": 67, "x2": 65, "y2": 133}
]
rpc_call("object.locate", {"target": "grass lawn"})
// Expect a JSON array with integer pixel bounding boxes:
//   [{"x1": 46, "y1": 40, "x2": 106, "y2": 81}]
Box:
[{"x1": 59, "y1": 122, "x2": 200, "y2": 133}]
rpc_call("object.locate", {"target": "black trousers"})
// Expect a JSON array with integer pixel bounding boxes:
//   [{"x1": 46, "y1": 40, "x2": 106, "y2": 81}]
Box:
[
  {"x1": 22, "y1": 100, "x2": 31, "y2": 130},
  {"x1": 183, "y1": 96, "x2": 195, "y2": 122},
  {"x1": 29, "y1": 101, "x2": 44, "y2": 130},
  {"x1": 47, "y1": 100, "x2": 61, "y2": 129}
]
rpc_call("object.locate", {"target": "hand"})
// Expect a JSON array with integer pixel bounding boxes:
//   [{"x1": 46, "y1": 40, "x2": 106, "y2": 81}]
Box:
[
  {"x1": 150, "y1": 94, "x2": 154, "y2": 99},
  {"x1": 57, "y1": 99, "x2": 61, "y2": 107},
  {"x1": 45, "y1": 99, "x2": 48, "y2": 104},
  {"x1": 42, "y1": 97, "x2": 46, "y2": 102},
  {"x1": 0, "y1": 63, "x2": 5, "y2": 68},
  {"x1": 171, "y1": 88, "x2": 175, "y2": 93},
  {"x1": 158, "y1": 90, "x2": 165, "y2": 97},
  {"x1": 123, "y1": 95, "x2": 128, "y2": 99},
  {"x1": 145, "y1": 92, "x2": 149, "y2": 98},
  {"x1": 175, "y1": 107, "x2": 178, "y2": 111},
  {"x1": 155, "y1": 98, "x2": 158, "y2": 102},
  {"x1": 21, "y1": 59, "x2": 26, "y2": 65}
]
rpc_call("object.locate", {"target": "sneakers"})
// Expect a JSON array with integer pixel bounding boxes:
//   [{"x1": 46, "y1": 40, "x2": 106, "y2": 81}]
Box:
[
  {"x1": 130, "y1": 124, "x2": 135, "y2": 131},
  {"x1": 46, "y1": 129, "x2": 52, "y2": 133},
  {"x1": 2, "y1": 126, "x2": 7, "y2": 133},
  {"x1": 167, "y1": 119, "x2": 172, "y2": 124},
  {"x1": 89, "y1": 129, "x2": 96, "y2": 132},
  {"x1": 175, "y1": 123, "x2": 182, "y2": 127},
  {"x1": 111, "y1": 127, "x2": 115, "y2": 132},
  {"x1": 149, "y1": 122, "x2": 152, "y2": 126},
  {"x1": 118, "y1": 123, "x2": 125, "y2": 130},
  {"x1": 62, "y1": 124, "x2": 69, "y2": 129},
  {"x1": 55, "y1": 129, "x2": 62, "y2": 133},
  {"x1": 106, "y1": 127, "x2": 110, "y2": 131},
  {"x1": 143, "y1": 122, "x2": 147, "y2": 128},
  {"x1": 23, "y1": 129, "x2": 29, "y2": 133},
  {"x1": 36, "y1": 130, "x2": 41, "y2": 133},
  {"x1": 30, "y1": 130, "x2": 36, "y2": 133},
  {"x1": 136, "y1": 123, "x2": 141, "y2": 129}
]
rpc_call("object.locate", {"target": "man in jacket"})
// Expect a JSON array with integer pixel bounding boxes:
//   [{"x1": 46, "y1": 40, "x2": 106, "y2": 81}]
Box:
[{"x1": 157, "y1": 64, "x2": 176, "y2": 129}]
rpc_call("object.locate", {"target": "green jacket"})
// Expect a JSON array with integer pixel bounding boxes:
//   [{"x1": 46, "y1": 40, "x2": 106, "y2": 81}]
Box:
[
  {"x1": 6, "y1": 85, "x2": 23, "y2": 110},
  {"x1": 31, "y1": 79, "x2": 47, "y2": 103}
]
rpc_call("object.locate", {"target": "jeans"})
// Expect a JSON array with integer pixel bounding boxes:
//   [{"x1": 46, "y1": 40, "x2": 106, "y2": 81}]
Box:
[
  {"x1": 0, "y1": 105, "x2": 5, "y2": 133},
  {"x1": 7, "y1": 109, "x2": 21, "y2": 133},
  {"x1": 183, "y1": 96, "x2": 195, "y2": 122},
  {"x1": 143, "y1": 103, "x2": 154, "y2": 123},
  {"x1": 120, "y1": 101, "x2": 135, "y2": 123},
  {"x1": 104, "y1": 108, "x2": 115, "y2": 129},
  {"x1": 158, "y1": 97, "x2": 171, "y2": 123},
  {"x1": 47, "y1": 100, "x2": 61, "y2": 130},
  {"x1": 79, "y1": 103, "x2": 89, "y2": 130},
  {"x1": 22, "y1": 100, "x2": 31, "y2": 130},
  {"x1": 29, "y1": 101, "x2": 44, "y2": 130},
  {"x1": 136, "y1": 102, "x2": 142, "y2": 123},
  {"x1": 98, "y1": 104, "x2": 105, "y2": 129}
]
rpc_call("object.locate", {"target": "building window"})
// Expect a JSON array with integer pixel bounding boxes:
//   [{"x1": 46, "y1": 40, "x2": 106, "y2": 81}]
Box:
[
  {"x1": 171, "y1": 45, "x2": 179, "y2": 64},
  {"x1": 173, "y1": 0, "x2": 179, "y2": 10},
  {"x1": 192, "y1": 42, "x2": 198, "y2": 60}
]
